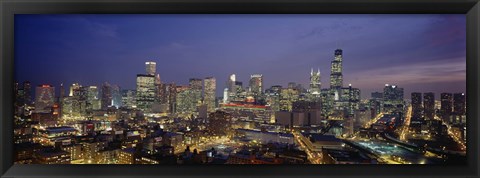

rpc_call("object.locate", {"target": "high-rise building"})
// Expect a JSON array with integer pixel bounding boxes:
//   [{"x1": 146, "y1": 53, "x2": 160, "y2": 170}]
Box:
[
  {"x1": 330, "y1": 49, "x2": 343, "y2": 90},
  {"x1": 453, "y1": 93, "x2": 466, "y2": 115},
  {"x1": 176, "y1": 86, "x2": 195, "y2": 113},
  {"x1": 136, "y1": 74, "x2": 156, "y2": 111},
  {"x1": 309, "y1": 69, "x2": 321, "y2": 95},
  {"x1": 204, "y1": 77, "x2": 216, "y2": 112},
  {"x1": 121, "y1": 90, "x2": 136, "y2": 108},
  {"x1": 227, "y1": 74, "x2": 236, "y2": 92},
  {"x1": 69, "y1": 83, "x2": 81, "y2": 97},
  {"x1": 411, "y1": 92, "x2": 422, "y2": 119},
  {"x1": 189, "y1": 78, "x2": 203, "y2": 109},
  {"x1": 111, "y1": 85, "x2": 122, "y2": 108},
  {"x1": 342, "y1": 85, "x2": 361, "y2": 115},
  {"x1": 101, "y1": 82, "x2": 112, "y2": 109},
  {"x1": 189, "y1": 78, "x2": 202, "y2": 90},
  {"x1": 440, "y1": 93, "x2": 453, "y2": 121},
  {"x1": 265, "y1": 85, "x2": 282, "y2": 112},
  {"x1": 382, "y1": 84, "x2": 404, "y2": 114},
  {"x1": 86, "y1": 86, "x2": 100, "y2": 110},
  {"x1": 23, "y1": 81, "x2": 32, "y2": 105},
  {"x1": 145, "y1": 61, "x2": 156, "y2": 76},
  {"x1": 35, "y1": 85, "x2": 55, "y2": 113},
  {"x1": 223, "y1": 88, "x2": 229, "y2": 104},
  {"x1": 279, "y1": 88, "x2": 299, "y2": 111},
  {"x1": 423, "y1": 92, "x2": 435, "y2": 121},
  {"x1": 249, "y1": 74, "x2": 263, "y2": 96}
]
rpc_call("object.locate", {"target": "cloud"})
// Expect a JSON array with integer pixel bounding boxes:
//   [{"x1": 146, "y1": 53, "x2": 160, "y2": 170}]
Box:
[{"x1": 349, "y1": 57, "x2": 466, "y2": 87}]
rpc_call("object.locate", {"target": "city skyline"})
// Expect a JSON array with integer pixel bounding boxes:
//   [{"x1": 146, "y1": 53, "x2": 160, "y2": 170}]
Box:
[
  {"x1": 15, "y1": 14, "x2": 466, "y2": 99},
  {"x1": 13, "y1": 14, "x2": 467, "y2": 165}
]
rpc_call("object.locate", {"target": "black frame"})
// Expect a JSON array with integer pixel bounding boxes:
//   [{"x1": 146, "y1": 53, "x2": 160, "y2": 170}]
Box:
[{"x1": 1, "y1": 0, "x2": 479, "y2": 177}]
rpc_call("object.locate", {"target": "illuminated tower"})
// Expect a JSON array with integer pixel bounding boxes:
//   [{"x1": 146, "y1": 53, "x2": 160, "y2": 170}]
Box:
[
  {"x1": 309, "y1": 68, "x2": 321, "y2": 95},
  {"x1": 35, "y1": 84, "x2": 55, "y2": 113},
  {"x1": 136, "y1": 74, "x2": 156, "y2": 111},
  {"x1": 145, "y1": 62, "x2": 156, "y2": 76},
  {"x1": 228, "y1": 74, "x2": 236, "y2": 92},
  {"x1": 330, "y1": 49, "x2": 343, "y2": 90},
  {"x1": 223, "y1": 88, "x2": 229, "y2": 104},
  {"x1": 249, "y1": 74, "x2": 263, "y2": 96},
  {"x1": 204, "y1": 77, "x2": 216, "y2": 112},
  {"x1": 69, "y1": 83, "x2": 81, "y2": 97}
]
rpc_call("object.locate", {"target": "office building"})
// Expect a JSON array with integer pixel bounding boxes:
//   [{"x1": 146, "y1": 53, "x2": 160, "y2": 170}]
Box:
[
  {"x1": 309, "y1": 68, "x2": 321, "y2": 95},
  {"x1": 145, "y1": 61, "x2": 156, "y2": 76},
  {"x1": 411, "y1": 92, "x2": 422, "y2": 119},
  {"x1": 330, "y1": 49, "x2": 343, "y2": 90},
  {"x1": 136, "y1": 74, "x2": 156, "y2": 111},
  {"x1": 423, "y1": 92, "x2": 435, "y2": 121},
  {"x1": 204, "y1": 77, "x2": 216, "y2": 112},
  {"x1": 35, "y1": 85, "x2": 55, "y2": 113}
]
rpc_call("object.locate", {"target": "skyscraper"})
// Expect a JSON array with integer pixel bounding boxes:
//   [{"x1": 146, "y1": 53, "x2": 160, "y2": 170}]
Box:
[
  {"x1": 69, "y1": 83, "x2": 81, "y2": 97},
  {"x1": 440, "y1": 93, "x2": 453, "y2": 121},
  {"x1": 204, "y1": 77, "x2": 216, "y2": 112},
  {"x1": 223, "y1": 88, "x2": 229, "y2": 104},
  {"x1": 411, "y1": 92, "x2": 422, "y2": 119},
  {"x1": 382, "y1": 84, "x2": 404, "y2": 114},
  {"x1": 309, "y1": 68, "x2": 321, "y2": 95},
  {"x1": 111, "y1": 85, "x2": 122, "y2": 108},
  {"x1": 423, "y1": 92, "x2": 435, "y2": 121},
  {"x1": 35, "y1": 85, "x2": 55, "y2": 113},
  {"x1": 249, "y1": 74, "x2": 263, "y2": 96},
  {"x1": 87, "y1": 86, "x2": 100, "y2": 110},
  {"x1": 145, "y1": 62, "x2": 156, "y2": 76},
  {"x1": 23, "y1": 81, "x2": 32, "y2": 105},
  {"x1": 136, "y1": 74, "x2": 156, "y2": 111},
  {"x1": 101, "y1": 82, "x2": 112, "y2": 109},
  {"x1": 121, "y1": 89, "x2": 136, "y2": 109},
  {"x1": 330, "y1": 49, "x2": 343, "y2": 90},
  {"x1": 453, "y1": 93, "x2": 466, "y2": 116},
  {"x1": 189, "y1": 78, "x2": 202, "y2": 90},
  {"x1": 227, "y1": 74, "x2": 236, "y2": 92}
]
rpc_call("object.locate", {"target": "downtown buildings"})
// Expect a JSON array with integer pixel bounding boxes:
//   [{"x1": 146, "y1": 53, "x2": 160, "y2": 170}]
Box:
[{"x1": 13, "y1": 48, "x2": 467, "y2": 165}]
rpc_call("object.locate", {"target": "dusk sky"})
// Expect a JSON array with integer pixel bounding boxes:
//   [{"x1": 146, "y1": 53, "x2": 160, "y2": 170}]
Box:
[{"x1": 14, "y1": 14, "x2": 466, "y2": 99}]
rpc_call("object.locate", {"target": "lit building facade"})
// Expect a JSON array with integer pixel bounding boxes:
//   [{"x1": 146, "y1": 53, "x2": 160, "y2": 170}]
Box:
[
  {"x1": 145, "y1": 61, "x2": 156, "y2": 76},
  {"x1": 136, "y1": 74, "x2": 156, "y2": 111},
  {"x1": 330, "y1": 49, "x2": 343, "y2": 90},
  {"x1": 204, "y1": 77, "x2": 216, "y2": 112},
  {"x1": 309, "y1": 68, "x2": 321, "y2": 95}
]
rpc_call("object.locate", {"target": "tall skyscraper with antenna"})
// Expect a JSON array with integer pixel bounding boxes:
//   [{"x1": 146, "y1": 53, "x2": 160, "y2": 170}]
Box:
[{"x1": 330, "y1": 49, "x2": 343, "y2": 90}]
